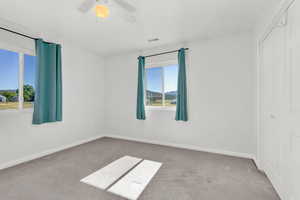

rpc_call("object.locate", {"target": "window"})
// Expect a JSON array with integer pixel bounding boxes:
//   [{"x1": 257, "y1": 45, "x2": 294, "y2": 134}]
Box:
[
  {"x1": 24, "y1": 54, "x2": 36, "y2": 109},
  {"x1": 146, "y1": 64, "x2": 178, "y2": 108},
  {"x1": 0, "y1": 49, "x2": 19, "y2": 110},
  {"x1": 0, "y1": 48, "x2": 36, "y2": 110}
]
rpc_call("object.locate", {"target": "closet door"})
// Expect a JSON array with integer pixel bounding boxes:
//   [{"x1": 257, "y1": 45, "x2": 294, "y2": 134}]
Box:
[
  {"x1": 260, "y1": 14, "x2": 286, "y2": 197},
  {"x1": 260, "y1": 1, "x2": 300, "y2": 199},
  {"x1": 287, "y1": 1, "x2": 300, "y2": 199}
]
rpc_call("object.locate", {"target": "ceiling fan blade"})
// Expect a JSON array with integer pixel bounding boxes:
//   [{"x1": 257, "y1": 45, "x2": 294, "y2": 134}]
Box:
[
  {"x1": 113, "y1": 0, "x2": 136, "y2": 13},
  {"x1": 78, "y1": 0, "x2": 96, "y2": 13}
]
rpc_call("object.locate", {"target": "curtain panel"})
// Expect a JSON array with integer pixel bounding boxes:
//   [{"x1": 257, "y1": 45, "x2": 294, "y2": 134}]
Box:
[{"x1": 32, "y1": 39, "x2": 62, "y2": 124}]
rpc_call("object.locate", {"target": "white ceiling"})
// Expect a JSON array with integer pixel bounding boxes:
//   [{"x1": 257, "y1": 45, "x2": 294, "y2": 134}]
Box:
[{"x1": 0, "y1": 0, "x2": 281, "y2": 56}]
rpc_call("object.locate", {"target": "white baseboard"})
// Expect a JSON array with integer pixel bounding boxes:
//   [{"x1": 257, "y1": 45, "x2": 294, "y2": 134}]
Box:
[
  {"x1": 0, "y1": 134, "x2": 258, "y2": 171},
  {"x1": 253, "y1": 158, "x2": 264, "y2": 171},
  {"x1": 105, "y1": 134, "x2": 257, "y2": 161},
  {"x1": 0, "y1": 135, "x2": 104, "y2": 170}
]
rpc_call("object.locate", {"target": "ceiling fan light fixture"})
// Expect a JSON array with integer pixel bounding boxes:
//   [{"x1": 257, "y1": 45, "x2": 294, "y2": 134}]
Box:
[{"x1": 95, "y1": 5, "x2": 109, "y2": 18}]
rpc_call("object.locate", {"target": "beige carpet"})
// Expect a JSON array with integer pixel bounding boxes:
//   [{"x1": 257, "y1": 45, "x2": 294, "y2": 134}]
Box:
[{"x1": 0, "y1": 137, "x2": 280, "y2": 200}]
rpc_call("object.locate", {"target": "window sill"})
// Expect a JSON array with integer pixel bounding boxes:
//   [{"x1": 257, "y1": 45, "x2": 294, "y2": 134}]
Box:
[
  {"x1": 0, "y1": 108, "x2": 33, "y2": 114},
  {"x1": 146, "y1": 106, "x2": 176, "y2": 111}
]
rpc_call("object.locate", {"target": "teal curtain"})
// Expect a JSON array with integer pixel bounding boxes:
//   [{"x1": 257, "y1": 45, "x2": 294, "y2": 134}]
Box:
[
  {"x1": 176, "y1": 48, "x2": 188, "y2": 121},
  {"x1": 32, "y1": 39, "x2": 62, "y2": 125},
  {"x1": 136, "y1": 56, "x2": 146, "y2": 120}
]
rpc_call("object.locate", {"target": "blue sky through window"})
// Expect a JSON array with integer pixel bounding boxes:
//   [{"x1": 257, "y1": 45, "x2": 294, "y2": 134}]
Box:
[
  {"x1": 146, "y1": 64, "x2": 178, "y2": 93},
  {"x1": 164, "y1": 65, "x2": 178, "y2": 92},
  {"x1": 0, "y1": 49, "x2": 36, "y2": 90},
  {"x1": 0, "y1": 49, "x2": 19, "y2": 90},
  {"x1": 146, "y1": 67, "x2": 162, "y2": 92},
  {"x1": 24, "y1": 54, "x2": 36, "y2": 88}
]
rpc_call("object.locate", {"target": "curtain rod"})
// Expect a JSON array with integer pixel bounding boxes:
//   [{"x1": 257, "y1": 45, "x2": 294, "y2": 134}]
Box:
[
  {"x1": 139, "y1": 48, "x2": 189, "y2": 59},
  {"x1": 0, "y1": 26, "x2": 37, "y2": 40}
]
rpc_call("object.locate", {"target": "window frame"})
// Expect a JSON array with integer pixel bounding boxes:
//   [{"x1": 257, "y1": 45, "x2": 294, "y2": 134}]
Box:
[
  {"x1": 145, "y1": 60, "x2": 178, "y2": 111},
  {"x1": 0, "y1": 48, "x2": 35, "y2": 112}
]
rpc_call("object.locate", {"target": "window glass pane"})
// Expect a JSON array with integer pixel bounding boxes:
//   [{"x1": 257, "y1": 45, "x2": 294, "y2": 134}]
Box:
[
  {"x1": 164, "y1": 65, "x2": 178, "y2": 106},
  {"x1": 24, "y1": 54, "x2": 36, "y2": 109},
  {"x1": 0, "y1": 49, "x2": 19, "y2": 110},
  {"x1": 146, "y1": 67, "x2": 163, "y2": 106}
]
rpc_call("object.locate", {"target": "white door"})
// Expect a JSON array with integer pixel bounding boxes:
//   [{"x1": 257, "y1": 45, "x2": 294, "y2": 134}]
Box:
[
  {"x1": 260, "y1": 14, "x2": 286, "y2": 197},
  {"x1": 260, "y1": 1, "x2": 300, "y2": 199},
  {"x1": 286, "y1": 1, "x2": 300, "y2": 199}
]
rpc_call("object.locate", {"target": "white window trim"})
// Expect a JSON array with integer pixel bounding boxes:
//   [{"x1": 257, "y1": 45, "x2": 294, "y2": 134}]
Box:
[
  {"x1": 145, "y1": 106, "x2": 176, "y2": 111},
  {"x1": 0, "y1": 48, "x2": 35, "y2": 112},
  {"x1": 18, "y1": 53, "x2": 24, "y2": 110},
  {"x1": 145, "y1": 60, "x2": 177, "y2": 111}
]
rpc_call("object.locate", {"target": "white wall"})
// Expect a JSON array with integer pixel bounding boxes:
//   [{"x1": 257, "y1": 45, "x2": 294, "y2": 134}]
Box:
[
  {"x1": 0, "y1": 31, "x2": 257, "y2": 168},
  {"x1": 104, "y1": 32, "x2": 257, "y2": 158},
  {"x1": 0, "y1": 42, "x2": 105, "y2": 167}
]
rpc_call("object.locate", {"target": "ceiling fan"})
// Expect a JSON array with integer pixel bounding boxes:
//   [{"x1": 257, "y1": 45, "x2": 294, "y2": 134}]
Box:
[{"x1": 78, "y1": 0, "x2": 137, "y2": 23}]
